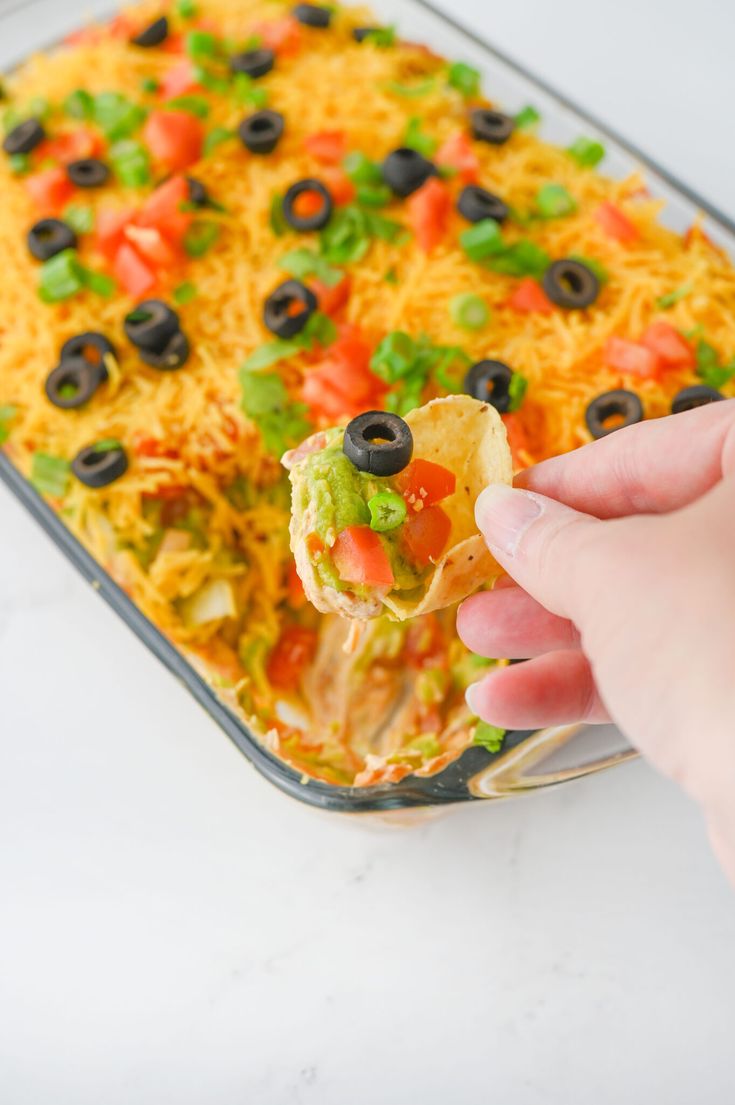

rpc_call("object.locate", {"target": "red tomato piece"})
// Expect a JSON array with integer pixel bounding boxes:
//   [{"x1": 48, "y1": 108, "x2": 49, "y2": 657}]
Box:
[
  {"x1": 302, "y1": 328, "x2": 384, "y2": 419},
  {"x1": 25, "y1": 167, "x2": 75, "y2": 215},
  {"x1": 160, "y1": 60, "x2": 201, "y2": 100},
  {"x1": 332, "y1": 526, "x2": 395, "y2": 588},
  {"x1": 95, "y1": 206, "x2": 136, "y2": 262},
  {"x1": 404, "y1": 614, "x2": 446, "y2": 669},
  {"x1": 402, "y1": 505, "x2": 452, "y2": 566},
  {"x1": 508, "y1": 277, "x2": 554, "y2": 314},
  {"x1": 303, "y1": 131, "x2": 347, "y2": 164},
  {"x1": 435, "y1": 131, "x2": 480, "y2": 183},
  {"x1": 640, "y1": 321, "x2": 695, "y2": 369},
  {"x1": 319, "y1": 166, "x2": 356, "y2": 207},
  {"x1": 136, "y1": 174, "x2": 193, "y2": 243},
  {"x1": 253, "y1": 18, "x2": 303, "y2": 57},
  {"x1": 595, "y1": 201, "x2": 639, "y2": 243},
  {"x1": 38, "y1": 127, "x2": 104, "y2": 166},
  {"x1": 311, "y1": 275, "x2": 351, "y2": 316},
  {"x1": 286, "y1": 561, "x2": 306, "y2": 608},
  {"x1": 394, "y1": 459, "x2": 456, "y2": 510},
  {"x1": 266, "y1": 625, "x2": 318, "y2": 691},
  {"x1": 161, "y1": 33, "x2": 185, "y2": 55},
  {"x1": 407, "y1": 177, "x2": 450, "y2": 254},
  {"x1": 125, "y1": 224, "x2": 181, "y2": 269},
  {"x1": 143, "y1": 110, "x2": 204, "y2": 172},
  {"x1": 133, "y1": 436, "x2": 180, "y2": 459},
  {"x1": 501, "y1": 412, "x2": 532, "y2": 470},
  {"x1": 604, "y1": 336, "x2": 661, "y2": 378},
  {"x1": 113, "y1": 243, "x2": 156, "y2": 298}
]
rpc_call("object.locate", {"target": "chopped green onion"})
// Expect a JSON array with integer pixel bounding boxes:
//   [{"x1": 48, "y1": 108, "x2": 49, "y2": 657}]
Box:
[
  {"x1": 404, "y1": 116, "x2": 437, "y2": 157},
  {"x1": 177, "y1": 0, "x2": 198, "y2": 18},
  {"x1": 203, "y1": 126, "x2": 235, "y2": 156},
  {"x1": 535, "y1": 183, "x2": 577, "y2": 218},
  {"x1": 0, "y1": 404, "x2": 17, "y2": 446},
  {"x1": 166, "y1": 95, "x2": 210, "y2": 118},
  {"x1": 361, "y1": 26, "x2": 396, "y2": 47},
  {"x1": 656, "y1": 284, "x2": 692, "y2": 310},
  {"x1": 486, "y1": 240, "x2": 550, "y2": 278},
  {"x1": 383, "y1": 266, "x2": 399, "y2": 284},
  {"x1": 450, "y1": 292, "x2": 490, "y2": 330},
  {"x1": 459, "y1": 217, "x2": 504, "y2": 262},
  {"x1": 567, "y1": 253, "x2": 609, "y2": 285},
  {"x1": 186, "y1": 29, "x2": 218, "y2": 60},
  {"x1": 320, "y1": 206, "x2": 370, "y2": 264},
  {"x1": 174, "y1": 281, "x2": 199, "y2": 305},
  {"x1": 233, "y1": 73, "x2": 268, "y2": 108},
  {"x1": 567, "y1": 136, "x2": 605, "y2": 168},
  {"x1": 695, "y1": 339, "x2": 735, "y2": 389},
  {"x1": 473, "y1": 721, "x2": 506, "y2": 754},
  {"x1": 82, "y1": 269, "x2": 116, "y2": 298},
  {"x1": 192, "y1": 65, "x2": 231, "y2": 94},
  {"x1": 64, "y1": 89, "x2": 94, "y2": 119},
  {"x1": 447, "y1": 61, "x2": 481, "y2": 98},
  {"x1": 183, "y1": 220, "x2": 220, "y2": 257},
  {"x1": 356, "y1": 184, "x2": 392, "y2": 207},
  {"x1": 92, "y1": 93, "x2": 146, "y2": 141},
  {"x1": 242, "y1": 339, "x2": 304, "y2": 371},
  {"x1": 270, "y1": 192, "x2": 286, "y2": 236},
  {"x1": 239, "y1": 368, "x2": 312, "y2": 456},
  {"x1": 38, "y1": 248, "x2": 85, "y2": 303},
  {"x1": 363, "y1": 210, "x2": 406, "y2": 243},
  {"x1": 371, "y1": 331, "x2": 420, "y2": 381},
  {"x1": 301, "y1": 311, "x2": 337, "y2": 348},
  {"x1": 28, "y1": 96, "x2": 51, "y2": 120},
  {"x1": 508, "y1": 372, "x2": 528, "y2": 412},
  {"x1": 63, "y1": 204, "x2": 95, "y2": 234},
  {"x1": 109, "y1": 139, "x2": 151, "y2": 187},
  {"x1": 8, "y1": 153, "x2": 30, "y2": 175},
  {"x1": 368, "y1": 491, "x2": 407, "y2": 532},
  {"x1": 514, "y1": 105, "x2": 540, "y2": 130},
  {"x1": 384, "y1": 78, "x2": 435, "y2": 98},
  {"x1": 31, "y1": 452, "x2": 70, "y2": 498},
  {"x1": 343, "y1": 151, "x2": 383, "y2": 185},
  {"x1": 278, "y1": 247, "x2": 343, "y2": 287},
  {"x1": 91, "y1": 438, "x2": 124, "y2": 454},
  {"x1": 140, "y1": 77, "x2": 160, "y2": 95}
]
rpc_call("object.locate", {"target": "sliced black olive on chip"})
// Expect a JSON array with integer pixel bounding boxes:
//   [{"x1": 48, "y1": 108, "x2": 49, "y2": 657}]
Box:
[
  {"x1": 263, "y1": 279, "x2": 318, "y2": 339},
  {"x1": 343, "y1": 411, "x2": 414, "y2": 477},
  {"x1": 543, "y1": 259, "x2": 600, "y2": 309},
  {"x1": 60, "y1": 331, "x2": 116, "y2": 373},
  {"x1": 464, "y1": 359, "x2": 514, "y2": 413},
  {"x1": 45, "y1": 357, "x2": 104, "y2": 410},
  {"x1": 230, "y1": 47, "x2": 275, "y2": 78},
  {"x1": 3, "y1": 117, "x2": 45, "y2": 156},
  {"x1": 66, "y1": 158, "x2": 110, "y2": 189},
  {"x1": 292, "y1": 3, "x2": 333, "y2": 28},
  {"x1": 671, "y1": 385, "x2": 725, "y2": 414},
  {"x1": 27, "y1": 218, "x2": 77, "y2": 262},
  {"x1": 585, "y1": 389, "x2": 643, "y2": 439},
  {"x1": 131, "y1": 15, "x2": 169, "y2": 48},
  {"x1": 381, "y1": 147, "x2": 436, "y2": 198},
  {"x1": 282, "y1": 178, "x2": 333, "y2": 232},
  {"x1": 139, "y1": 329, "x2": 191, "y2": 371},
  {"x1": 124, "y1": 299, "x2": 180, "y2": 353},
  {"x1": 238, "y1": 110, "x2": 285, "y2": 155},
  {"x1": 457, "y1": 184, "x2": 509, "y2": 225},
  {"x1": 470, "y1": 108, "x2": 515, "y2": 146},
  {"x1": 72, "y1": 441, "x2": 129, "y2": 488}
]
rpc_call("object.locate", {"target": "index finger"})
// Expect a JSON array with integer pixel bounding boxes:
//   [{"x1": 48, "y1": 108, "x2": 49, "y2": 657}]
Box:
[{"x1": 515, "y1": 399, "x2": 735, "y2": 518}]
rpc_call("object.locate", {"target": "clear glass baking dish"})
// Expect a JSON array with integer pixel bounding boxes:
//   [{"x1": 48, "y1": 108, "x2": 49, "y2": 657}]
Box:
[{"x1": 1, "y1": 0, "x2": 732, "y2": 812}]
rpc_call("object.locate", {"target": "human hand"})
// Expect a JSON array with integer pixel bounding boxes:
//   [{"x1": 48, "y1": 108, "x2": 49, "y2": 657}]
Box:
[{"x1": 457, "y1": 401, "x2": 735, "y2": 883}]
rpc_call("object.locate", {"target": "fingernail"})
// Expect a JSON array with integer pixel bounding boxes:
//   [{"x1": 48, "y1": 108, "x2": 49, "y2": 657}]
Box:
[
  {"x1": 475, "y1": 485, "x2": 542, "y2": 558},
  {"x1": 465, "y1": 682, "x2": 481, "y2": 716}
]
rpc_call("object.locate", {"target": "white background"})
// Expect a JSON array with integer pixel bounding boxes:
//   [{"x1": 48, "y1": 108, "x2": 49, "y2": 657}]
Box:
[{"x1": 2, "y1": 1, "x2": 735, "y2": 1102}]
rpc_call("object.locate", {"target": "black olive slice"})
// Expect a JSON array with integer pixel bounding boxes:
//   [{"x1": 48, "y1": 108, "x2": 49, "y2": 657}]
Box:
[
  {"x1": 3, "y1": 117, "x2": 45, "y2": 156},
  {"x1": 343, "y1": 411, "x2": 414, "y2": 477},
  {"x1": 353, "y1": 26, "x2": 383, "y2": 42},
  {"x1": 186, "y1": 176, "x2": 209, "y2": 207},
  {"x1": 131, "y1": 16, "x2": 169, "y2": 48},
  {"x1": 585, "y1": 389, "x2": 643, "y2": 439},
  {"x1": 230, "y1": 47, "x2": 275, "y2": 78},
  {"x1": 671, "y1": 385, "x2": 725, "y2": 415},
  {"x1": 282, "y1": 178, "x2": 333, "y2": 232},
  {"x1": 124, "y1": 300, "x2": 180, "y2": 354},
  {"x1": 60, "y1": 332, "x2": 116, "y2": 373},
  {"x1": 139, "y1": 329, "x2": 191, "y2": 371},
  {"x1": 464, "y1": 360, "x2": 514, "y2": 413},
  {"x1": 27, "y1": 218, "x2": 77, "y2": 262},
  {"x1": 263, "y1": 279, "x2": 317, "y2": 339},
  {"x1": 67, "y1": 158, "x2": 110, "y2": 188},
  {"x1": 457, "y1": 184, "x2": 509, "y2": 225},
  {"x1": 238, "y1": 110, "x2": 285, "y2": 155},
  {"x1": 543, "y1": 259, "x2": 600, "y2": 309},
  {"x1": 381, "y1": 147, "x2": 436, "y2": 198},
  {"x1": 45, "y1": 357, "x2": 104, "y2": 410},
  {"x1": 470, "y1": 108, "x2": 515, "y2": 146},
  {"x1": 292, "y1": 3, "x2": 333, "y2": 28},
  {"x1": 72, "y1": 442, "x2": 129, "y2": 488}
]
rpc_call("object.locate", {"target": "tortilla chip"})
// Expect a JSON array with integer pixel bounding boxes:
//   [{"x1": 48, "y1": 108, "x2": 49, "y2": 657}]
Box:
[{"x1": 284, "y1": 396, "x2": 512, "y2": 620}]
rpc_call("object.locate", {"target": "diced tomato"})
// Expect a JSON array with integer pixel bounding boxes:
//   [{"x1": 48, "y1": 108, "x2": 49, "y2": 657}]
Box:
[
  {"x1": 113, "y1": 243, "x2": 157, "y2": 297},
  {"x1": 136, "y1": 174, "x2": 193, "y2": 243},
  {"x1": 501, "y1": 413, "x2": 532, "y2": 470},
  {"x1": 266, "y1": 625, "x2": 318, "y2": 691},
  {"x1": 133, "y1": 436, "x2": 180, "y2": 459},
  {"x1": 332, "y1": 526, "x2": 394, "y2": 588},
  {"x1": 508, "y1": 277, "x2": 554, "y2": 314},
  {"x1": 125, "y1": 224, "x2": 181, "y2": 268},
  {"x1": 394, "y1": 459, "x2": 456, "y2": 510},
  {"x1": 65, "y1": 13, "x2": 132, "y2": 45},
  {"x1": 292, "y1": 188, "x2": 326, "y2": 218},
  {"x1": 303, "y1": 131, "x2": 347, "y2": 164},
  {"x1": 302, "y1": 329, "x2": 384, "y2": 419},
  {"x1": 405, "y1": 614, "x2": 446, "y2": 668},
  {"x1": 319, "y1": 166, "x2": 356, "y2": 206},
  {"x1": 38, "y1": 127, "x2": 104, "y2": 166},
  {"x1": 402, "y1": 504, "x2": 452, "y2": 566},
  {"x1": 435, "y1": 131, "x2": 479, "y2": 183},
  {"x1": 253, "y1": 18, "x2": 303, "y2": 57},
  {"x1": 407, "y1": 176, "x2": 450, "y2": 254},
  {"x1": 311, "y1": 275, "x2": 351, "y2": 316},
  {"x1": 161, "y1": 33, "x2": 185, "y2": 55},
  {"x1": 603, "y1": 336, "x2": 661, "y2": 378},
  {"x1": 641, "y1": 321, "x2": 695, "y2": 370},
  {"x1": 286, "y1": 561, "x2": 306, "y2": 608},
  {"x1": 143, "y1": 110, "x2": 204, "y2": 172},
  {"x1": 25, "y1": 167, "x2": 75, "y2": 215},
  {"x1": 108, "y1": 13, "x2": 134, "y2": 39},
  {"x1": 306, "y1": 532, "x2": 325, "y2": 558},
  {"x1": 595, "y1": 201, "x2": 639, "y2": 243},
  {"x1": 160, "y1": 61, "x2": 201, "y2": 100},
  {"x1": 95, "y1": 206, "x2": 136, "y2": 262}
]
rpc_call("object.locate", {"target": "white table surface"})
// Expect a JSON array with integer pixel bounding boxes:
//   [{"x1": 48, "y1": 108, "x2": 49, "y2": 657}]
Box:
[{"x1": 1, "y1": 1, "x2": 734, "y2": 1102}]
